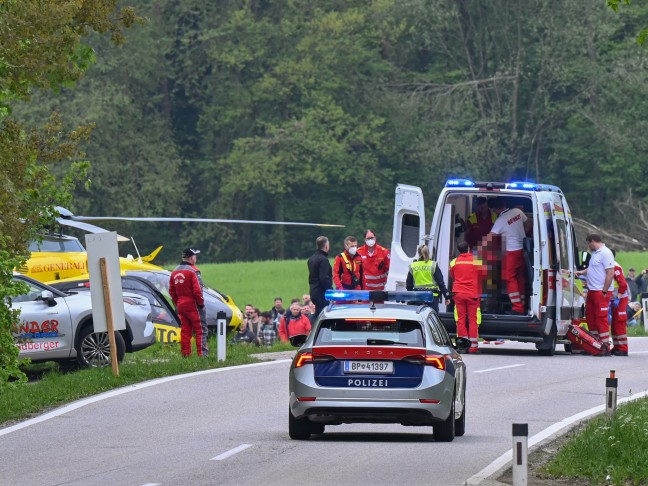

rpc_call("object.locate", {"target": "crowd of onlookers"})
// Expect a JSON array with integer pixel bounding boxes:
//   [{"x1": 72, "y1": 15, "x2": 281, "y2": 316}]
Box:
[
  {"x1": 624, "y1": 267, "x2": 645, "y2": 327},
  {"x1": 230, "y1": 295, "x2": 317, "y2": 347}
]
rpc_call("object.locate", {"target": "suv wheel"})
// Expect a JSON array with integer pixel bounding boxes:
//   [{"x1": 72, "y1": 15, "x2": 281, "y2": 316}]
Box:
[{"x1": 77, "y1": 326, "x2": 126, "y2": 368}]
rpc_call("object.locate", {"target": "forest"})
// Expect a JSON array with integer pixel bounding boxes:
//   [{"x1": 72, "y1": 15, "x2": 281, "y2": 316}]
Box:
[{"x1": 12, "y1": 0, "x2": 648, "y2": 263}]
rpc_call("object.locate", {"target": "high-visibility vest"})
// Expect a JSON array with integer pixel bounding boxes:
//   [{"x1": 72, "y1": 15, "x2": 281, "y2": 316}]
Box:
[{"x1": 410, "y1": 260, "x2": 439, "y2": 292}]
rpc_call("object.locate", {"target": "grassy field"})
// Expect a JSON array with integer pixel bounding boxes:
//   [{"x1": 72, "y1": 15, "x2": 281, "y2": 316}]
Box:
[
  {"x1": 197, "y1": 259, "x2": 325, "y2": 312},
  {"x1": 543, "y1": 397, "x2": 648, "y2": 483}
]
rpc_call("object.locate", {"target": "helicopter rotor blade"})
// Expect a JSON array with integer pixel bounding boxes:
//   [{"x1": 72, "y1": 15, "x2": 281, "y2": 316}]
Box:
[
  {"x1": 71, "y1": 216, "x2": 345, "y2": 228},
  {"x1": 56, "y1": 218, "x2": 131, "y2": 242}
]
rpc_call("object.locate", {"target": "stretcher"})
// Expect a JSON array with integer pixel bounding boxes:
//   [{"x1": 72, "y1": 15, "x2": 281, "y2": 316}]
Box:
[{"x1": 566, "y1": 323, "x2": 610, "y2": 356}]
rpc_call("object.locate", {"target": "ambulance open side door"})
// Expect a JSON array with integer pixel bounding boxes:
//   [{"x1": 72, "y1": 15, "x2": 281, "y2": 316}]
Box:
[{"x1": 386, "y1": 184, "x2": 426, "y2": 291}]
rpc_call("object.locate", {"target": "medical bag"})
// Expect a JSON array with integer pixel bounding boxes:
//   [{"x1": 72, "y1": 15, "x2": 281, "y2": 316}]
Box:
[{"x1": 566, "y1": 323, "x2": 610, "y2": 356}]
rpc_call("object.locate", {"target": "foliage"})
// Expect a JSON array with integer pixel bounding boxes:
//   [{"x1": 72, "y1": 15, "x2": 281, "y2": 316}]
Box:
[
  {"x1": 9, "y1": 0, "x2": 648, "y2": 263},
  {"x1": 0, "y1": 1, "x2": 140, "y2": 388}
]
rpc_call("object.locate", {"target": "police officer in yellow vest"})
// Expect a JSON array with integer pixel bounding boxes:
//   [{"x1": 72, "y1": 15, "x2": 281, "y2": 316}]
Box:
[{"x1": 406, "y1": 244, "x2": 451, "y2": 312}]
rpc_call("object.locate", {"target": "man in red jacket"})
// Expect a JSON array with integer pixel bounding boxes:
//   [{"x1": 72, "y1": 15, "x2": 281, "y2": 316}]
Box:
[
  {"x1": 449, "y1": 242, "x2": 485, "y2": 354},
  {"x1": 357, "y1": 229, "x2": 390, "y2": 291},
  {"x1": 278, "y1": 302, "x2": 312, "y2": 344},
  {"x1": 333, "y1": 236, "x2": 363, "y2": 290},
  {"x1": 169, "y1": 247, "x2": 205, "y2": 357}
]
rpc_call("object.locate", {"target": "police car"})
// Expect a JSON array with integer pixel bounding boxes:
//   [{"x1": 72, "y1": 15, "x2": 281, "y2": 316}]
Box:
[{"x1": 288, "y1": 290, "x2": 466, "y2": 441}]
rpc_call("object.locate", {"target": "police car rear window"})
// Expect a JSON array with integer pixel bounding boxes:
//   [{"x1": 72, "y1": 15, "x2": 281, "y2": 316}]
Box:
[{"x1": 314, "y1": 319, "x2": 424, "y2": 346}]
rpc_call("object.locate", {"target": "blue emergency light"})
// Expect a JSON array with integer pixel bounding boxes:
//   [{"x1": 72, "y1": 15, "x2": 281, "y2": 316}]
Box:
[
  {"x1": 446, "y1": 178, "x2": 475, "y2": 187},
  {"x1": 325, "y1": 289, "x2": 435, "y2": 303},
  {"x1": 507, "y1": 181, "x2": 537, "y2": 190}
]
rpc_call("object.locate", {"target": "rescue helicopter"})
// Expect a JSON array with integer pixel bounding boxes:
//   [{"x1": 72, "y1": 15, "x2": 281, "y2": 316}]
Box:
[{"x1": 19, "y1": 206, "x2": 344, "y2": 338}]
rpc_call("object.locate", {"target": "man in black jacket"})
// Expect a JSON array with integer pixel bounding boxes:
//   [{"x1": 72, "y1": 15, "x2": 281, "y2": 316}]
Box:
[{"x1": 308, "y1": 236, "x2": 333, "y2": 316}]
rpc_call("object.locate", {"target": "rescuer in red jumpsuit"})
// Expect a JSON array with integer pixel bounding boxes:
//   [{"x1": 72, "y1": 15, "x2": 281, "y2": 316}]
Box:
[
  {"x1": 169, "y1": 247, "x2": 205, "y2": 357},
  {"x1": 610, "y1": 250, "x2": 629, "y2": 356},
  {"x1": 487, "y1": 198, "x2": 532, "y2": 315},
  {"x1": 333, "y1": 236, "x2": 363, "y2": 290},
  {"x1": 450, "y1": 241, "x2": 485, "y2": 354},
  {"x1": 357, "y1": 229, "x2": 390, "y2": 291}
]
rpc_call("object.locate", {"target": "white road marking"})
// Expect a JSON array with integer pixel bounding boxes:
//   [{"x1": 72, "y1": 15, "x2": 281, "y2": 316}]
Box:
[
  {"x1": 140, "y1": 483, "x2": 161, "y2": 486},
  {"x1": 0, "y1": 360, "x2": 292, "y2": 437},
  {"x1": 464, "y1": 389, "x2": 648, "y2": 485},
  {"x1": 211, "y1": 444, "x2": 252, "y2": 461},
  {"x1": 473, "y1": 364, "x2": 525, "y2": 374}
]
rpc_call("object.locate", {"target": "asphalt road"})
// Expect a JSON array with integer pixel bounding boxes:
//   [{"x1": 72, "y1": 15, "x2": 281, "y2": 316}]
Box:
[{"x1": 2, "y1": 338, "x2": 648, "y2": 486}]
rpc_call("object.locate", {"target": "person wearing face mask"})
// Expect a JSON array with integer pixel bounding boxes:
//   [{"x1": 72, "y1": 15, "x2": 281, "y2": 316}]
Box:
[
  {"x1": 357, "y1": 229, "x2": 391, "y2": 291},
  {"x1": 333, "y1": 236, "x2": 364, "y2": 290}
]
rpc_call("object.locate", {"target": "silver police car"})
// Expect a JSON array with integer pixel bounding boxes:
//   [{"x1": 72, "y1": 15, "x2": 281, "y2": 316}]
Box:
[{"x1": 288, "y1": 290, "x2": 466, "y2": 441}]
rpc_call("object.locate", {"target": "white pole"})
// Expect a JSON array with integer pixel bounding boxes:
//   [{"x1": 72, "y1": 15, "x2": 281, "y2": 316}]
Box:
[
  {"x1": 217, "y1": 311, "x2": 227, "y2": 362},
  {"x1": 606, "y1": 371, "x2": 618, "y2": 419},
  {"x1": 512, "y1": 423, "x2": 528, "y2": 486}
]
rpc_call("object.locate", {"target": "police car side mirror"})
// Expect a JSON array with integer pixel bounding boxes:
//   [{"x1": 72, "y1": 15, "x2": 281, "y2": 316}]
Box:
[
  {"x1": 290, "y1": 334, "x2": 307, "y2": 347},
  {"x1": 40, "y1": 290, "x2": 57, "y2": 307},
  {"x1": 580, "y1": 251, "x2": 591, "y2": 269}
]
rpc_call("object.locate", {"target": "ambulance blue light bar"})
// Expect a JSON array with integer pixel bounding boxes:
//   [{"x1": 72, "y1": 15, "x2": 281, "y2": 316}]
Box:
[
  {"x1": 325, "y1": 290, "x2": 435, "y2": 303},
  {"x1": 446, "y1": 178, "x2": 475, "y2": 187},
  {"x1": 507, "y1": 181, "x2": 537, "y2": 190}
]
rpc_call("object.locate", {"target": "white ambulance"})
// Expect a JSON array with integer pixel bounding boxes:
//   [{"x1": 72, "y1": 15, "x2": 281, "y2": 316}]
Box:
[{"x1": 386, "y1": 179, "x2": 586, "y2": 355}]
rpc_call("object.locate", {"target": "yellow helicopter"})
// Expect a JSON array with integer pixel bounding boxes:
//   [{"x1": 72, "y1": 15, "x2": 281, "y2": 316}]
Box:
[{"x1": 18, "y1": 206, "x2": 343, "y2": 337}]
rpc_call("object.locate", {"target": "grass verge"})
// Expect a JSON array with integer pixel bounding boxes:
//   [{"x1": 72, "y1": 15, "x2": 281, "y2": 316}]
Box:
[
  {"x1": 1, "y1": 338, "x2": 295, "y2": 427},
  {"x1": 542, "y1": 397, "x2": 648, "y2": 484}
]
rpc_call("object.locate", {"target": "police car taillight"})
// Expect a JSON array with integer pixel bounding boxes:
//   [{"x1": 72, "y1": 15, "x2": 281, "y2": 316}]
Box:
[
  {"x1": 294, "y1": 352, "x2": 335, "y2": 368},
  {"x1": 294, "y1": 352, "x2": 313, "y2": 368},
  {"x1": 403, "y1": 354, "x2": 446, "y2": 370}
]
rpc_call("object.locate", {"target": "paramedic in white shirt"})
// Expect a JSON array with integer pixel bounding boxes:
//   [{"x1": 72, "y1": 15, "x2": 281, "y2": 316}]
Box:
[
  {"x1": 488, "y1": 198, "x2": 532, "y2": 315},
  {"x1": 575, "y1": 234, "x2": 615, "y2": 350}
]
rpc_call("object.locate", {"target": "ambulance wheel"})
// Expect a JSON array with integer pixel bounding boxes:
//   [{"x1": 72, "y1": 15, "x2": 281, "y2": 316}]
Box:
[
  {"x1": 289, "y1": 409, "x2": 311, "y2": 440},
  {"x1": 433, "y1": 396, "x2": 456, "y2": 442},
  {"x1": 310, "y1": 423, "x2": 325, "y2": 434},
  {"x1": 536, "y1": 325, "x2": 557, "y2": 356}
]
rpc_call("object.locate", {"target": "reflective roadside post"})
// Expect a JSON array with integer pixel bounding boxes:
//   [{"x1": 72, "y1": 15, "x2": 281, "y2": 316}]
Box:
[
  {"x1": 512, "y1": 423, "x2": 528, "y2": 486},
  {"x1": 606, "y1": 370, "x2": 618, "y2": 419},
  {"x1": 217, "y1": 311, "x2": 227, "y2": 362}
]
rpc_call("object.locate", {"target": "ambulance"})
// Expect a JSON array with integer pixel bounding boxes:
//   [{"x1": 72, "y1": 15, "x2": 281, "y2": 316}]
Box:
[{"x1": 386, "y1": 179, "x2": 586, "y2": 355}]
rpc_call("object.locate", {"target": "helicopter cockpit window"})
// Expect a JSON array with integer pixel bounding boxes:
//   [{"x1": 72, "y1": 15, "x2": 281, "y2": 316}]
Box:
[{"x1": 29, "y1": 236, "x2": 85, "y2": 253}]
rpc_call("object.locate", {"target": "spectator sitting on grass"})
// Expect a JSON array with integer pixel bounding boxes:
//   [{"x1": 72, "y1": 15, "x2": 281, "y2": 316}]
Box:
[
  {"x1": 627, "y1": 301, "x2": 642, "y2": 327},
  {"x1": 231, "y1": 320, "x2": 260, "y2": 346},
  {"x1": 258, "y1": 311, "x2": 277, "y2": 346}
]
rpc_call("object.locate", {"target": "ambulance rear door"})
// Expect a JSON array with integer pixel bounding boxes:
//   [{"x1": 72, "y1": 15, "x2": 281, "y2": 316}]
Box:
[
  {"x1": 386, "y1": 185, "x2": 426, "y2": 291},
  {"x1": 541, "y1": 192, "x2": 574, "y2": 338}
]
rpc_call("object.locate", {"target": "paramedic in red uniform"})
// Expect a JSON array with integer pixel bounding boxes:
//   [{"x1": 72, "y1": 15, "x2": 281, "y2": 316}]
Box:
[
  {"x1": 450, "y1": 242, "x2": 485, "y2": 354},
  {"x1": 357, "y1": 229, "x2": 390, "y2": 291},
  {"x1": 575, "y1": 234, "x2": 615, "y2": 355},
  {"x1": 169, "y1": 247, "x2": 205, "y2": 357},
  {"x1": 610, "y1": 249, "x2": 629, "y2": 356},
  {"x1": 333, "y1": 236, "x2": 364, "y2": 290},
  {"x1": 488, "y1": 198, "x2": 532, "y2": 315},
  {"x1": 465, "y1": 197, "x2": 497, "y2": 249}
]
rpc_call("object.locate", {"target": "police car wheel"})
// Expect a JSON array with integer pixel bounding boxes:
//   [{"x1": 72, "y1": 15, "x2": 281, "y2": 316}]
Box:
[
  {"x1": 289, "y1": 409, "x2": 311, "y2": 440},
  {"x1": 433, "y1": 397, "x2": 456, "y2": 442},
  {"x1": 77, "y1": 326, "x2": 126, "y2": 368},
  {"x1": 455, "y1": 389, "x2": 466, "y2": 437},
  {"x1": 310, "y1": 422, "x2": 325, "y2": 434}
]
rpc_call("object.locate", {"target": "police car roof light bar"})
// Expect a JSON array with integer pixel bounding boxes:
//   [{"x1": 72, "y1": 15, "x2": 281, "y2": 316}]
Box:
[{"x1": 325, "y1": 289, "x2": 435, "y2": 304}]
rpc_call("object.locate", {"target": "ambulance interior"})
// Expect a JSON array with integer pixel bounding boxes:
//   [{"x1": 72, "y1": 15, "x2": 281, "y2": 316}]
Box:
[{"x1": 434, "y1": 193, "x2": 535, "y2": 316}]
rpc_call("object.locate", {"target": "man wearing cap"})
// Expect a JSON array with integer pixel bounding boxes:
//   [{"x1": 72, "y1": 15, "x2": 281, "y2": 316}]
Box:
[{"x1": 169, "y1": 247, "x2": 206, "y2": 357}]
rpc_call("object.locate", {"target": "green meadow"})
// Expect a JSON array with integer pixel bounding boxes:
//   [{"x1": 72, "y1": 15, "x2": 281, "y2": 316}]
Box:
[{"x1": 197, "y1": 259, "x2": 327, "y2": 311}]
